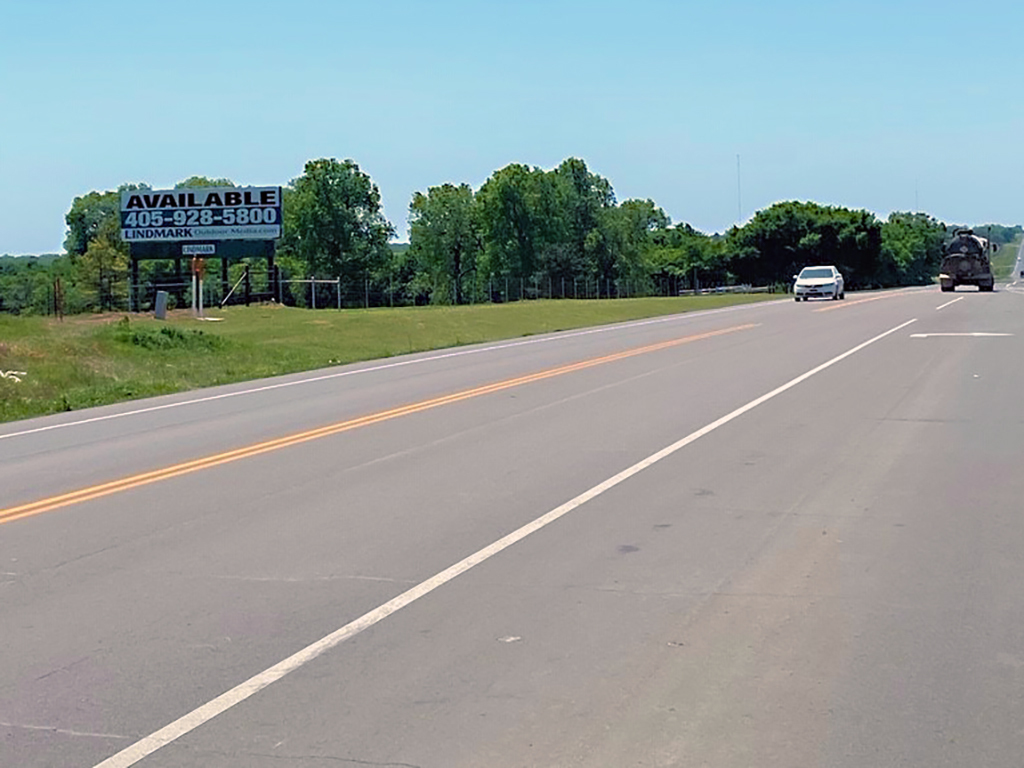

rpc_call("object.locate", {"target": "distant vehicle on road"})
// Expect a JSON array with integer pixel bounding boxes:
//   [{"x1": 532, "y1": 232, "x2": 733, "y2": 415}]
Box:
[
  {"x1": 939, "y1": 229, "x2": 995, "y2": 292},
  {"x1": 793, "y1": 265, "x2": 844, "y2": 301}
]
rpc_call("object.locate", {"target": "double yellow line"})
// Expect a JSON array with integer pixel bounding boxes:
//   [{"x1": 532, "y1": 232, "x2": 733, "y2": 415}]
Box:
[{"x1": 1, "y1": 323, "x2": 757, "y2": 525}]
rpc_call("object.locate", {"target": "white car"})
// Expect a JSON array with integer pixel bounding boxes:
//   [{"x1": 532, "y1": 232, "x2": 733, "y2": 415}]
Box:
[{"x1": 793, "y1": 265, "x2": 844, "y2": 301}]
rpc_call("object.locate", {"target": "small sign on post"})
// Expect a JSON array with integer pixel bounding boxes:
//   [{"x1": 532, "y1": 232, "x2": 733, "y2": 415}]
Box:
[{"x1": 154, "y1": 290, "x2": 169, "y2": 320}]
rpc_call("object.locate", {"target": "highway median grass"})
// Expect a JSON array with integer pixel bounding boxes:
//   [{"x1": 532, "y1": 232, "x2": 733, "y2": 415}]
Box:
[
  {"x1": 0, "y1": 294, "x2": 782, "y2": 424},
  {"x1": 992, "y1": 237, "x2": 1022, "y2": 281}
]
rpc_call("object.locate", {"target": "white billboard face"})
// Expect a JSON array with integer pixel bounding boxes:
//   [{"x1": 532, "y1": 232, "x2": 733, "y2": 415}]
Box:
[{"x1": 120, "y1": 186, "x2": 282, "y2": 242}]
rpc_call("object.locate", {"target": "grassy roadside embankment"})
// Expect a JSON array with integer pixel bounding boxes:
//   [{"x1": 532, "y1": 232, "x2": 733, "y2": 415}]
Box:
[
  {"x1": 991, "y1": 236, "x2": 1022, "y2": 281},
  {"x1": 0, "y1": 294, "x2": 782, "y2": 424}
]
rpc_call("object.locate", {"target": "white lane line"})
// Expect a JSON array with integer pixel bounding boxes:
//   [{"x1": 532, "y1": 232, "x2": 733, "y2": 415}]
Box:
[
  {"x1": 910, "y1": 333, "x2": 1013, "y2": 338},
  {"x1": 0, "y1": 301, "x2": 782, "y2": 442},
  {"x1": 936, "y1": 297, "x2": 964, "y2": 310},
  {"x1": 90, "y1": 317, "x2": 917, "y2": 768}
]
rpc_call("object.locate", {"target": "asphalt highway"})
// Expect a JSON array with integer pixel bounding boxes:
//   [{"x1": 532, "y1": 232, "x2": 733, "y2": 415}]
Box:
[{"x1": 2, "y1": 285, "x2": 1024, "y2": 767}]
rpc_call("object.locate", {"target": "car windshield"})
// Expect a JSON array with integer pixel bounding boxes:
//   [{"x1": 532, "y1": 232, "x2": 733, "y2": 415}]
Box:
[{"x1": 799, "y1": 268, "x2": 833, "y2": 279}]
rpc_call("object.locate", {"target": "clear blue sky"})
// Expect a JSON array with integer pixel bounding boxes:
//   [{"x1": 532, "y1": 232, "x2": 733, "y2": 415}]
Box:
[{"x1": 2, "y1": 0, "x2": 1021, "y2": 254}]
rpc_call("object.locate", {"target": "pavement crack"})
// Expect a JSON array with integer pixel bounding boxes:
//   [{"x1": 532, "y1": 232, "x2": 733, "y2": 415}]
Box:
[
  {"x1": 0, "y1": 720, "x2": 131, "y2": 740},
  {"x1": 41, "y1": 541, "x2": 124, "y2": 575},
  {"x1": 190, "y1": 749, "x2": 420, "y2": 767},
  {"x1": 34, "y1": 655, "x2": 90, "y2": 682},
  {"x1": 205, "y1": 574, "x2": 418, "y2": 585}
]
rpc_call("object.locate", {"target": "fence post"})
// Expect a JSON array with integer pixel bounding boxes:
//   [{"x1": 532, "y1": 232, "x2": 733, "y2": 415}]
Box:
[
  {"x1": 337, "y1": 277, "x2": 341, "y2": 309},
  {"x1": 311, "y1": 276, "x2": 316, "y2": 309},
  {"x1": 365, "y1": 279, "x2": 369, "y2": 309}
]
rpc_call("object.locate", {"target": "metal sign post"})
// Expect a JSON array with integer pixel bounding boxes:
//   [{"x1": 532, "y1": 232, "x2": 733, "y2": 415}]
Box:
[{"x1": 191, "y1": 257, "x2": 207, "y2": 317}]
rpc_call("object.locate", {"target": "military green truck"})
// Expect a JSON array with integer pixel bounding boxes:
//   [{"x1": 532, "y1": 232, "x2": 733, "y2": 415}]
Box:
[{"x1": 939, "y1": 229, "x2": 996, "y2": 292}]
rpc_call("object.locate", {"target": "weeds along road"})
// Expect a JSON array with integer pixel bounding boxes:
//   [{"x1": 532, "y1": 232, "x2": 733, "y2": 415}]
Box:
[{"x1": 3, "y1": 287, "x2": 1024, "y2": 767}]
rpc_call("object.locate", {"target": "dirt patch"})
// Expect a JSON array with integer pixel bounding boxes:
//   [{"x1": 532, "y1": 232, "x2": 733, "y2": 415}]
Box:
[
  {"x1": 52, "y1": 312, "x2": 129, "y2": 327},
  {"x1": 52, "y1": 309, "x2": 229, "y2": 326}
]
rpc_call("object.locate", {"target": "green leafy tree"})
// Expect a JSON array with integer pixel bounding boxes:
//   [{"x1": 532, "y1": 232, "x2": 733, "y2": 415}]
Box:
[
  {"x1": 408, "y1": 183, "x2": 482, "y2": 304},
  {"x1": 967, "y1": 224, "x2": 1021, "y2": 246},
  {"x1": 604, "y1": 198, "x2": 669, "y2": 290},
  {"x1": 64, "y1": 183, "x2": 150, "y2": 256},
  {"x1": 282, "y1": 158, "x2": 395, "y2": 287},
  {"x1": 549, "y1": 158, "x2": 616, "y2": 282},
  {"x1": 475, "y1": 158, "x2": 620, "y2": 293},
  {"x1": 0, "y1": 254, "x2": 90, "y2": 315},
  {"x1": 78, "y1": 221, "x2": 129, "y2": 310},
  {"x1": 879, "y1": 212, "x2": 946, "y2": 285},
  {"x1": 175, "y1": 176, "x2": 236, "y2": 188},
  {"x1": 647, "y1": 223, "x2": 729, "y2": 290},
  {"x1": 0, "y1": 257, "x2": 49, "y2": 313},
  {"x1": 727, "y1": 201, "x2": 882, "y2": 289},
  {"x1": 476, "y1": 163, "x2": 546, "y2": 283},
  {"x1": 64, "y1": 190, "x2": 120, "y2": 257}
]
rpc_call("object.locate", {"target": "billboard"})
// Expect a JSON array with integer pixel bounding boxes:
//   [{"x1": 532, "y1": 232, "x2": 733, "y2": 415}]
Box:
[{"x1": 120, "y1": 186, "x2": 282, "y2": 242}]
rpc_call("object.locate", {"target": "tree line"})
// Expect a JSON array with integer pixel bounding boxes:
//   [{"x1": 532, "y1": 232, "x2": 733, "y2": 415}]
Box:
[{"x1": 2, "y1": 157, "x2": 1019, "y2": 314}]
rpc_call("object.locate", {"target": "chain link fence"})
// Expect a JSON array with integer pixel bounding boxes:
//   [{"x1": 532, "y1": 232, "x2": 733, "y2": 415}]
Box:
[{"x1": 2, "y1": 268, "x2": 782, "y2": 316}]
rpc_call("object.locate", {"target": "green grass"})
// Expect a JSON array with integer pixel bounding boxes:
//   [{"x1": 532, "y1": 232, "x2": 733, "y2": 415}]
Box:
[
  {"x1": 0, "y1": 294, "x2": 782, "y2": 424},
  {"x1": 991, "y1": 237, "x2": 1022, "y2": 281}
]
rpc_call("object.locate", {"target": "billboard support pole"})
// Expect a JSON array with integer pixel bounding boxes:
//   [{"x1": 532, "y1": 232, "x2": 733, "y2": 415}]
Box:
[{"x1": 221, "y1": 256, "x2": 229, "y2": 302}]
